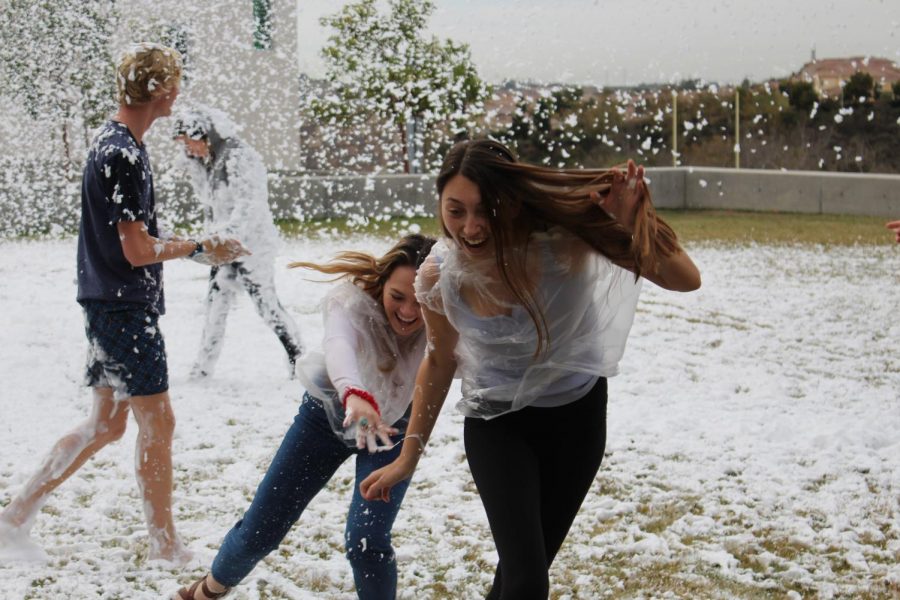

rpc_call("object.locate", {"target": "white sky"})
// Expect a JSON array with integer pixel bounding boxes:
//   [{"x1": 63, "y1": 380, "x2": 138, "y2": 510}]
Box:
[{"x1": 296, "y1": 0, "x2": 900, "y2": 86}]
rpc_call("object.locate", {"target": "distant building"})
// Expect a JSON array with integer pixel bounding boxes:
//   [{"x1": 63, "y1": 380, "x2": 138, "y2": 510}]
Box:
[{"x1": 795, "y1": 56, "x2": 900, "y2": 98}]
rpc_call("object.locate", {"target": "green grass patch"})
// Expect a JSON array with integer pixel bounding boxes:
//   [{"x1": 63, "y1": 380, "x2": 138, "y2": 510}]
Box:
[
  {"x1": 756, "y1": 533, "x2": 810, "y2": 563},
  {"x1": 276, "y1": 215, "x2": 440, "y2": 239},
  {"x1": 658, "y1": 209, "x2": 893, "y2": 246},
  {"x1": 276, "y1": 210, "x2": 895, "y2": 246},
  {"x1": 559, "y1": 560, "x2": 782, "y2": 600},
  {"x1": 637, "y1": 497, "x2": 701, "y2": 534}
]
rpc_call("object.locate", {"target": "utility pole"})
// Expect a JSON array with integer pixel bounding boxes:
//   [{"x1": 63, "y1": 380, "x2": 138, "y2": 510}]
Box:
[
  {"x1": 734, "y1": 87, "x2": 741, "y2": 169},
  {"x1": 672, "y1": 90, "x2": 678, "y2": 167}
]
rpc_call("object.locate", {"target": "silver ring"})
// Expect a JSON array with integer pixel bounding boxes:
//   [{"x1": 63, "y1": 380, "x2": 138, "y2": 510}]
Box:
[{"x1": 358, "y1": 417, "x2": 369, "y2": 429}]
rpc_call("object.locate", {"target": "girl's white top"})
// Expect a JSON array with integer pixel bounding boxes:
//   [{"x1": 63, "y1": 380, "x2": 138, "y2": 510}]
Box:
[
  {"x1": 296, "y1": 282, "x2": 427, "y2": 445},
  {"x1": 416, "y1": 228, "x2": 642, "y2": 419}
]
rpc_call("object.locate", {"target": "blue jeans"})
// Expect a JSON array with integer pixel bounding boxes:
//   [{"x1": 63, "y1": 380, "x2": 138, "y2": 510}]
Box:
[{"x1": 211, "y1": 393, "x2": 412, "y2": 599}]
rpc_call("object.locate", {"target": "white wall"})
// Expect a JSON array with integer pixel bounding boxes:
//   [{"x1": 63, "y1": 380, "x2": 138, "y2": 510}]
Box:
[{"x1": 118, "y1": 0, "x2": 301, "y2": 171}]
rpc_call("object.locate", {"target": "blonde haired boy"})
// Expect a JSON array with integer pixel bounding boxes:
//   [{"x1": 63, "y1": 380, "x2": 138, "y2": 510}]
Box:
[{"x1": 0, "y1": 43, "x2": 245, "y2": 564}]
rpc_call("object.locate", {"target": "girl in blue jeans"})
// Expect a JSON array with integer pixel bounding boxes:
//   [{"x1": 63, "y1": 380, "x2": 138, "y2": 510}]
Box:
[{"x1": 174, "y1": 234, "x2": 436, "y2": 600}]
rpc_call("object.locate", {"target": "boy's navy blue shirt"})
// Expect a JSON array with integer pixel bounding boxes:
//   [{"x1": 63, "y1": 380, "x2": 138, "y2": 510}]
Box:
[{"x1": 77, "y1": 120, "x2": 165, "y2": 314}]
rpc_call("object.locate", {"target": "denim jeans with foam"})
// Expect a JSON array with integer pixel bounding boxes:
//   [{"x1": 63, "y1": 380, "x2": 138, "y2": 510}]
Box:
[{"x1": 211, "y1": 393, "x2": 411, "y2": 599}]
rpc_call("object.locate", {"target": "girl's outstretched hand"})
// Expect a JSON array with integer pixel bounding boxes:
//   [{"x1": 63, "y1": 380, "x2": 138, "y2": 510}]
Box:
[
  {"x1": 360, "y1": 457, "x2": 417, "y2": 502},
  {"x1": 344, "y1": 394, "x2": 397, "y2": 453},
  {"x1": 594, "y1": 159, "x2": 646, "y2": 233}
]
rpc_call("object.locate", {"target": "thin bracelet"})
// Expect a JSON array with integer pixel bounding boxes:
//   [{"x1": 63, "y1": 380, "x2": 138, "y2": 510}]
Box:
[
  {"x1": 403, "y1": 433, "x2": 426, "y2": 454},
  {"x1": 342, "y1": 386, "x2": 381, "y2": 416},
  {"x1": 188, "y1": 239, "x2": 204, "y2": 258}
]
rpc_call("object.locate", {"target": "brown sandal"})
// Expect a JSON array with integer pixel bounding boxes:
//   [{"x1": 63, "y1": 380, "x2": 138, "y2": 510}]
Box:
[{"x1": 174, "y1": 574, "x2": 231, "y2": 599}]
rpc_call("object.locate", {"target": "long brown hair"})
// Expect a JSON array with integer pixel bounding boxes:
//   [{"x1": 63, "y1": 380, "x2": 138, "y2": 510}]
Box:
[
  {"x1": 436, "y1": 139, "x2": 681, "y2": 355},
  {"x1": 289, "y1": 234, "x2": 436, "y2": 372},
  {"x1": 288, "y1": 233, "x2": 436, "y2": 302}
]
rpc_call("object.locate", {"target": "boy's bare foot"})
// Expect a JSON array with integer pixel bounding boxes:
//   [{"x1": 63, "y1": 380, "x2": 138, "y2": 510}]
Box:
[
  {"x1": 0, "y1": 521, "x2": 48, "y2": 564},
  {"x1": 149, "y1": 534, "x2": 194, "y2": 566}
]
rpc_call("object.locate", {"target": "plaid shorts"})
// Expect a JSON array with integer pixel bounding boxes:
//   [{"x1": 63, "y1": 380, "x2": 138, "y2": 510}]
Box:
[{"x1": 81, "y1": 300, "x2": 169, "y2": 399}]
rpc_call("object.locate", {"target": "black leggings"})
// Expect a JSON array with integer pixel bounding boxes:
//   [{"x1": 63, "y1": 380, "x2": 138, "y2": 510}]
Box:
[{"x1": 464, "y1": 377, "x2": 608, "y2": 600}]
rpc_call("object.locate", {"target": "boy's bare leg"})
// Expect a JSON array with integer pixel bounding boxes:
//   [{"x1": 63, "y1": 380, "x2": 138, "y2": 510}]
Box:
[
  {"x1": 129, "y1": 390, "x2": 190, "y2": 562},
  {"x1": 0, "y1": 387, "x2": 128, "y2": 531}
]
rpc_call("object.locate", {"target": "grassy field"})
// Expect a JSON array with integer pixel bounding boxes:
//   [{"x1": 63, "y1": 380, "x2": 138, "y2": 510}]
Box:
[
  {"x1": 659, "y1": 210, "x2": 893, "y2": 246},
  {"x1": 277, "y1": 210, "x2": 896, "y2": 247},
  {"x1": 1, "y1": 237, "x2": 897, "y2": 599}
]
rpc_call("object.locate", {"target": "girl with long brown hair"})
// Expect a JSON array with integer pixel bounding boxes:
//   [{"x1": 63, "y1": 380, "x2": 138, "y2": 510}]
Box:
[
  {"x1": 361, "y1": 140, "x2": 700, "y2": 599},
  {"x1": 173, "y1": 233, "x2": 436, "y2": 600}
]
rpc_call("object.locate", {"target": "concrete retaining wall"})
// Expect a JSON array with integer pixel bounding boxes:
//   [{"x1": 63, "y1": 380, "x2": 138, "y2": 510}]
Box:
[
  {"x1": 1, "y1": 166, "x2": 897, "y2": 236},
  {"x1": 642, "y1": 167, "x2": 900, "y2": 217},
  {"x1": 264, "y1": 167, "x2": 898, "y2": 220},
  {"x1": 267, "y1": 174, "x2": 437, "y2": 220}
]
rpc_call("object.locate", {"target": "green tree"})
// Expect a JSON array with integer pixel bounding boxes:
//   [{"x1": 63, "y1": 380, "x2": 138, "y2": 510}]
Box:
[
  {"x1": 0, "y1": 0, "x2": 118, "y2": 176},
  {"x1": 310, "y1": 0, "x2": 488, "y2": 172},
  {"x1": 843, "y1": 71, "x2": 876, "y2": 104},
  {"x1": 496, "y1": 86, "x2": 604, "y2": 167},
  {"x1": 780, "y1": 80, "x2": 818, "y2": 113}
]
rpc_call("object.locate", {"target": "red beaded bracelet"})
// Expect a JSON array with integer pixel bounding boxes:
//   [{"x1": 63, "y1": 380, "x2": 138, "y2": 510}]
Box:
[{"x1": 342, "y1": 386, "x2": 381, "y2": 417}]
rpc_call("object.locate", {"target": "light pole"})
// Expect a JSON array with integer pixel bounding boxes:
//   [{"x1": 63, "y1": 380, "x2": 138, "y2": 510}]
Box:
[
  {"x1": 672, "y1": 89, "x2": 678, "y2": 167},
  {"x1": 734, "y1": 87, "x2": 741, "y2": 169}
]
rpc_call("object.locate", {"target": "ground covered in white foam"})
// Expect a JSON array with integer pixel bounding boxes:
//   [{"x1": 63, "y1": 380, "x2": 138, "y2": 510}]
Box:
[{"x1": 0, "y1": 237, "x2": 898, "y2": 599}]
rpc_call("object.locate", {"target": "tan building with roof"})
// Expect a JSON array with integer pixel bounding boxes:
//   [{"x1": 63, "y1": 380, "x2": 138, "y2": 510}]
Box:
[{"x1": 795, "y1": 56, "x2": 900, "y2": 98}]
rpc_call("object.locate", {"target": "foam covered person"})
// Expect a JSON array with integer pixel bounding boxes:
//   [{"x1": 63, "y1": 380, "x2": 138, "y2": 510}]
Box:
[{"x1": 173, "y1": 108, "x2": 304, "y2": 378}]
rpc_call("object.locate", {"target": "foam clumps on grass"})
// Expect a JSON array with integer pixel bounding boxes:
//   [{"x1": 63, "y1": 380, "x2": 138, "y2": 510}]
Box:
[{"x1": 0, "y1": 236, "x2": 897, "y2": 598}]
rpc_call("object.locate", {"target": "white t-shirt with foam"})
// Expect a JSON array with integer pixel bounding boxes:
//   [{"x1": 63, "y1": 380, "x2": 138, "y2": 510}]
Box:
[
  {"x1": 416, "y1": 228, "x2": 641, "y2": 420},
  {"x1": 296, "y1": 282, "x2": 427, "y2": 444}
]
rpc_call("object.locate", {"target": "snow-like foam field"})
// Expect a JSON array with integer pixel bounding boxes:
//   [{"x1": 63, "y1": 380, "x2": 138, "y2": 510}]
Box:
[{"x1": 1, "y1": 237, "x2": 898, "y2": 599}]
